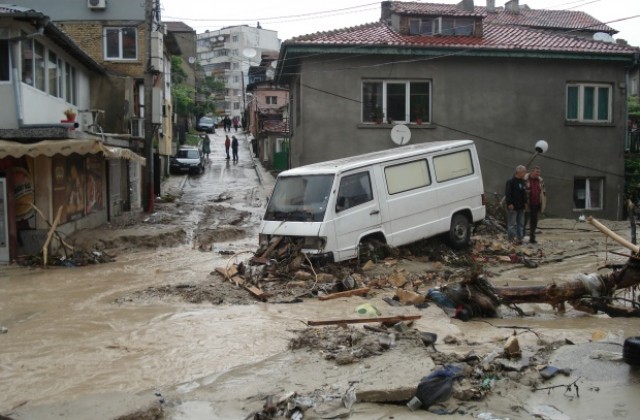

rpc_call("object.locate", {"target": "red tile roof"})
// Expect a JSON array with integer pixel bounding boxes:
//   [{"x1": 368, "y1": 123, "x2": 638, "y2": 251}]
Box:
[
  {"x1": 484, "y1": 8, "x2": 617, "y2": 34},
  {"x1": 385, "y1": 2, "x2": 616, "y2": 33},
  {"x1": 263, "y1": 120, "x2": 289, "y2": 134},
  {"x1": 387, "y1": 1, "x2": 485, "y2": 18},
  {"x1": 287, "y1": 22, "x2": 636, "y2": 55}
]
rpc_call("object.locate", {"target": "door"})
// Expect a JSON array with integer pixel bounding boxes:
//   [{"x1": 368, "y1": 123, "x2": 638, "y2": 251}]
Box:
[
  {"x1": 333, "y1": 170, "x2": 381, "y2": 260},
  {"x1": 0, "y1": 177, "x2": 9, "y2": 262}
]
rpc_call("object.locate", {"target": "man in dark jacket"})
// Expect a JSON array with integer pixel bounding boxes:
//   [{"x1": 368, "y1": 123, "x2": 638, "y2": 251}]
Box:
[{"x1": 505, "y1": 165, "x2": 527, "y2": 244}]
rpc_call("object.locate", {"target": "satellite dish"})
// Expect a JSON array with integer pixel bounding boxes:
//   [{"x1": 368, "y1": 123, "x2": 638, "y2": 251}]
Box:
[
  {"x1": 593, "y1": 32, "x2": 614, "y2": 43},
  {"x1": 265, "y1": 68, "x2": 275, "y2": 79},
  {"x1": 242, "y1": 47, "x2": 257, "y2": 58},
  {"x1": 188, "y1": 56, "x2": 196, "y2": 64},
  {"x1": 390, "y1": 124, "x2": 411, "y2": 146}
]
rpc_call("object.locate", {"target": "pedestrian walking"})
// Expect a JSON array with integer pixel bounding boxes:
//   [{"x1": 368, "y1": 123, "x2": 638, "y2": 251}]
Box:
[
  {"x1": 201, "y1": 134, "x2": 211, "y2": 159},
  {"x1": 505, "y1": 165, "x2": 527, "y2": 244},
  {"x1": 224, "y1": 116, "x2": 231, "y2": 132},
  {"x1": 224, "y1": 135, "x2": 231, "y2": 160},
  {"x1": 524, "y1": 166, "x2": 546, "y2": 244},
  {"x1": 231, "y1": 135, "x2": 239, "y2": 162},
  {"x1": 233, "y1": 117, "x2": 239, "y2": 132}
]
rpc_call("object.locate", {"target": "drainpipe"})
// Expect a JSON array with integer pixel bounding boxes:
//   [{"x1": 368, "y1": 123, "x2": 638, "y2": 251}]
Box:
[{"x1": 9, "y1": 38, "x2": 78, "y2": 130}]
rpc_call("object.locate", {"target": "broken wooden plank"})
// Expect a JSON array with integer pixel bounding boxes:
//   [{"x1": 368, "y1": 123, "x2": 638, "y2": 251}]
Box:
[
  {"x1": 250, "y1": 256, "x2": 269, "y2": 265},
  {"x1": 244, "y1": 285, "x2": 267, "y2": 301},
  {"x1": 307, "y1": 314, "x2": 421, "y2": 326},
  {"x1": 318, "y1": 287, "x2": 371, "y2": 301},
  {"x1": 259, "y1": 236, "x2": 283, "y2": 259},
  {"x1": 214, "y1": 265, "x2": 239, "y2": 279}
]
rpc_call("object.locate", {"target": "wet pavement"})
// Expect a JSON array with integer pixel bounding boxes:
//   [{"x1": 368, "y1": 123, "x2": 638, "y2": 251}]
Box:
[{"x1": 1, "y1": 133, "x2": 640, "y2": 419}]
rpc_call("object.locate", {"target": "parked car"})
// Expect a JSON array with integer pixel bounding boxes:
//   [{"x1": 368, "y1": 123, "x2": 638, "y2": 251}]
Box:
[
  {"x1": 197, "y1": 116, "x2": 216, "y2": 133},
  {"x1": 170, "y1": 145, "x2": 205, "y2": 174},
  {"x1": 259, "y1": 140, "x2": 485, "y2": 262}
]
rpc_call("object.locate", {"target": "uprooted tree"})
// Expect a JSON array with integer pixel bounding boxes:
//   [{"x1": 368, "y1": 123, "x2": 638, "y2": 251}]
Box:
[{"x1": 438, "y1": 217, "x2": 640, "y2": 318}]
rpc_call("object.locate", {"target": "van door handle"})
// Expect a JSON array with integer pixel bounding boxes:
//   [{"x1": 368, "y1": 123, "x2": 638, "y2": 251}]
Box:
[{"x1": 370, "y1": 210, "x2": 380, "y2": 215}]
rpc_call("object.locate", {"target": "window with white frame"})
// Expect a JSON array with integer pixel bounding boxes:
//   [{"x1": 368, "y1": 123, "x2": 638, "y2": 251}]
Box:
[
  {"x1": 566, "y1": 83, "x2": 612, "y2": 123},
  {"x1": 573, "y1": 178, "x2": 603, "y2": 210},
  {"x1": 362, "y1": 80, "x2": 431, "y2": 124},
  {"x1": 233, "y1": 102, "x2": 240, "y2": 110},
  {"x1": 48, "y1": 50, "x2": 59, "y2": 97},
  {"x1": 266, "y1": 96, "x2": 278, "y2": 105},
  {"x1": 33, "y1": 40, "x2": 45, "y2": 91},
  {"x1": 104, "y1": 27, "x2": 137, "y2": 60},
  {"x1": 232, "y1": 62, "x2": 239, "y2": 70},
  {"x1": 65, "y1": 62, "x2": 77, "y2": 105},
  {"x1": 408, "y1": 17, "x2": 475, "y2": 36},
  {"x1": 232, "y1": 35, "x2": 239, "y2": 43}
]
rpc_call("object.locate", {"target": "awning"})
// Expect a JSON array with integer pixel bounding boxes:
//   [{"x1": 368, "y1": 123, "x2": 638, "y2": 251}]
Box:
[{"x1": 0, "y1": 139, "x2": 146, "y2": 165}]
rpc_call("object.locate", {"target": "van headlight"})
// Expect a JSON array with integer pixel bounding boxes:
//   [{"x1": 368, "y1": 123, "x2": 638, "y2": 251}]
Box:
[{"x1": 302, "y1": 236, "x2": 326, "y2": 250}]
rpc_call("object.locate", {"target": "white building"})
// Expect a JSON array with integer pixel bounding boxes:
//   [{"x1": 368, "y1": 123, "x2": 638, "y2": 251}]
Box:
[{"x1": 197, "y1": 25, "x2": 280, "y2": 119}]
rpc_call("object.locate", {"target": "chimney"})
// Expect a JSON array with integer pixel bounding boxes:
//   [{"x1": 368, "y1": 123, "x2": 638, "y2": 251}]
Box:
[
  {"x1": 505, "y1": 0, "x2": 520, "y2": 13},
  {"x1": 486, "y1": 0, "x2": 495, "y2": 12},
  {"x1": 457, "y1": 0, "x2": 474, "y2": 12},
  {"x1": 381, "y1": 1, "x2": 392, "y2": 22}
]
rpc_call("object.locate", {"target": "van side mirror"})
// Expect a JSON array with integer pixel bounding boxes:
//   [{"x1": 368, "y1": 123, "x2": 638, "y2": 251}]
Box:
[{"x1": 336, "y1": 196, "x2": 346, "y2": 211}]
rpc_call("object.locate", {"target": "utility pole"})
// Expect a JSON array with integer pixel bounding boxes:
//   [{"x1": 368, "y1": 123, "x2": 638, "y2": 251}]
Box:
[{"x1": 143, "y1": 0, "x2": 155, "y2": 213}]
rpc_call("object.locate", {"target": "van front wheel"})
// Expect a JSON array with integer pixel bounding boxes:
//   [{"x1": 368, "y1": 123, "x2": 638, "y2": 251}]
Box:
[{"x1": 449, "y1": 214, "x2": 470, "y2": 249}]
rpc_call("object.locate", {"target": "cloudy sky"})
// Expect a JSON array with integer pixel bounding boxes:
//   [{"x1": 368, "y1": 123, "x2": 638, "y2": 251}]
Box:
[{"x1": 162, "y1": 0, "x2": 640, "y2": 46}]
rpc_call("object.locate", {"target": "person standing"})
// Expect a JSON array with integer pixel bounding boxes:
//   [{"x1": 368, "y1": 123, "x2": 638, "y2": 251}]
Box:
[
  {"x1": 231, "y1": 135, "x2": 239, "y2": 162},
  {"x1": 224, "y1": 135, "x2": 231, "y2": 160},
  {"x1": 524, "y1": 166, "x2": 546, "y2": 244},
  {"x1": 505, "y1": 165, "x2": 527, "y2": 244},
  {"x1": 224, "y1": 116, "x2": 231, "y2": 132}
]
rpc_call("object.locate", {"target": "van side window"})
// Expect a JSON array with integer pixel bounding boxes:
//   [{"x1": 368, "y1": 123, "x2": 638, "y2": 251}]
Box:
[
  {"x1": 433, "y1": 150, "x2": 474, "y2": 182},
  {"x1": 336, "y1": 172, "x2": 373, "y2": 212},
  {"x1": 384, "y1": 159, "x2": 431, "y2": 194}
]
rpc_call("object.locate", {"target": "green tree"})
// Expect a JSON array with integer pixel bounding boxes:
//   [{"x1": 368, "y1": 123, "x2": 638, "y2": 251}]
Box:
[{"x1": 170, "y1": 57, "x2": 224, "y2": 119}]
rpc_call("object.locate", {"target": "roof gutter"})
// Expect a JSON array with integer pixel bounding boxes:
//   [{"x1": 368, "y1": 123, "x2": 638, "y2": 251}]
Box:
[{"x1": 282, "y1": 44, "x2": 637, "y2": 63}]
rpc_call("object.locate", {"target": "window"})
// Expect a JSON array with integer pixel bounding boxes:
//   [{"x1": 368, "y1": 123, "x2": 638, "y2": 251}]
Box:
[
  {"x1": 408, "y1": 17, "x2": 476, "y2": 36},
  {"x1": 573, "y1": 178, "x2": 603, "y2": 210},
  {"x1": 362, "y1": 80, "x2": 431, "y2": 124},
  {"x1": 233, "y1": 75, "x2": 239, "y2": 83},
  {"x1": 337, "y1": 172, "x2": 373, "y2": 212},
  {"x1": 232, "y1": 62, "x2": 239, "y2": 70},
  {"x1": 233, "y1": 102, "x2": 240, "y2": 110},
  {"x1": 231, "y1": 49, "x2": 238, "y2": 56},
  {"x1": 65, "y1": 62, "x2": 76, "y2": 105},
  {"x1": 232, "y1": 35, "x2": 239, "y2": 43},
  {"x1": 385, "y1": 160, "x2": 430, "y2": 195},
  {"x1": 433, "y1": 150, "x2": 474, "y2": 182},
  {"x1": 566, "y1": 83, "x2": 611, "y2": 122},
  {"x1": 33, "y1": 40, "x2": 45, "y2": 91},
  {"x1": 266, "y1": 96, "x2": 278, "y2": 105},
  {"x1": 48, "y1": 50, "x2": 58, "y2": 97},
  {"x1": 0, "y1": 38, "x2": 9, "y2": 81},
  {"x1": 21, "y1": 36, "x2": 34, "y2": 86},
  {"x1": 104, "y1": 27, "x2": 137, "y2": 60}
]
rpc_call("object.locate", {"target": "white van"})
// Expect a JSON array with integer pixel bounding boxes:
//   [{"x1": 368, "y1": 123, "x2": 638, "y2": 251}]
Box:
[{"x1": 259, "y1": 140, "x2": 485, "y2": 262}]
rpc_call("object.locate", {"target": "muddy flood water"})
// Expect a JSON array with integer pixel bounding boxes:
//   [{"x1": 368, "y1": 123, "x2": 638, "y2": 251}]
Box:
[{"x1": 2, "y1": 133, "x2": 640, "y2": 419}]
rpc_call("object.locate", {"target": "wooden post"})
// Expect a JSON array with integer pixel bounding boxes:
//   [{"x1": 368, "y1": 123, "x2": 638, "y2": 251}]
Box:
[{"x1": 42, "y1": 206, "x2": 63, "y2": 267}]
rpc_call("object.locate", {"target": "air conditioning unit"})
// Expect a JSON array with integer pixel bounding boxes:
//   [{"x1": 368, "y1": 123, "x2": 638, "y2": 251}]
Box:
[{"x1": 88, "y1": 0, "x2": 106, "y2": 10}]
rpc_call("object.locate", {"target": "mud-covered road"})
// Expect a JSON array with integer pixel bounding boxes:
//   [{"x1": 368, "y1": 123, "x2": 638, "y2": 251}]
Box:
[{"x1": 1, "y1": 131, "x2": 640, "y2": 419}]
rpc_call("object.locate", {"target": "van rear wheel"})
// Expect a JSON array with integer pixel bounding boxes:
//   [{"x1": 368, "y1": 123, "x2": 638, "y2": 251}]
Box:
[{"x1": 449, "y1": 214, "x2": 470, "y2": 249}]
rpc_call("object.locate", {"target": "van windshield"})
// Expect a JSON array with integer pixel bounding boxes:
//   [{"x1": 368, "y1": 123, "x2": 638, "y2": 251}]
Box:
[{"x1": 264, "y1": 175, "x2": 334, "y2": 222}]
